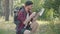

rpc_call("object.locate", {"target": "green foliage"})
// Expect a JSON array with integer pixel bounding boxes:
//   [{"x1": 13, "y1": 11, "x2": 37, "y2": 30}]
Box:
[
  {"x1": 39, "y1": 8, "x2": 53, "y2": 20},
  {"x1": 21, "y1": 0, "x2": 26, "y2": 3},
  {"x1": 43, "y1": 0, "x2": 60, "y2": 19},
  {"x1": 32, "y1": 0, "x2": 43, "y2": 12},
  {"x1": 13, "y1": 0, "x2": 21, "y2": 8},
  {"x1": 48, "y1": 20, "x2": 60, "y2": 34}
]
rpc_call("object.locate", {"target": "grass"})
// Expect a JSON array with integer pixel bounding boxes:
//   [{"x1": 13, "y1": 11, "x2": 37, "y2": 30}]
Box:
[
  {"x1": 0, "y1": 17, "x2": 16, "y2": 34},
  {"x1": 0, "y1": 29, "x2": 15, "y2": 34},
  {"x1": 0, "y1": 17, "x2": 60, "y2": 34}
]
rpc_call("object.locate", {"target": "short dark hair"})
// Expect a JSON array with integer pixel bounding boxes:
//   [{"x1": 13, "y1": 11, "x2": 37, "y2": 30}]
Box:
[{"x1": 25, "y1": 1, "x2": 33, "y2": 6}]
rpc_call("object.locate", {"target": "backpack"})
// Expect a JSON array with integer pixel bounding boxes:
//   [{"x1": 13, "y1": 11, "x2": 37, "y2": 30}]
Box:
[{"x1": 14, "y1": 6, "x2": 23, "y2": 25}]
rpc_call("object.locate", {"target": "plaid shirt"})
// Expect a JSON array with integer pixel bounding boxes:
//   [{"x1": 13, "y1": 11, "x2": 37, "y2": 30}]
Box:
[{"x1": 17, "y1": 7, "x2": 32, "y2": 31}]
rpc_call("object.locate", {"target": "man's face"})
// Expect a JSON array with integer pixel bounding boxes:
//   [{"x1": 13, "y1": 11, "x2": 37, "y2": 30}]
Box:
[{"x1": 27, "y1": 5, "x2": 33, "y2": 10}]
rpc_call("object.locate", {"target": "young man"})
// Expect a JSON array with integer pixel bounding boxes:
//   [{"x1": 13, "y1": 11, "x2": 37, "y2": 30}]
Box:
[{"x1": 16, "y1": 1, "x2": 38, "y2": 34}]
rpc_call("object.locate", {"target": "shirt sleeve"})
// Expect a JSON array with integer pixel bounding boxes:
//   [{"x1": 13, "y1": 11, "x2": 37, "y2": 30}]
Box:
[{"x1": 29, "y1": 11, "x2": 33, "y2": 22}]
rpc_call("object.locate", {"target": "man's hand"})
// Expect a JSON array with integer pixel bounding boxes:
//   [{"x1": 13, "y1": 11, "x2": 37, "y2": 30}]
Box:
[
  {"x1": 32, "y1": 8, "x2": 45, "y2": 21},
  {"x1": 30, "y1": 12, "x2": 36, "y2": 18},
  {"x1": 24, "y1": 12, "x2": 36, "y2": 24}
]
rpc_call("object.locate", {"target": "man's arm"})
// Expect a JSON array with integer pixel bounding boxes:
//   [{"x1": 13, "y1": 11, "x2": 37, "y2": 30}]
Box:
[
  {"x1": 32, "y1": 8, "x2": 45, "y2": 22},
  {"x1": 24, "y1": 8, "x2": 45, "y2": 28},
  {"x1": 23, "y1": 12, "x2": 36, "y2": 28}
]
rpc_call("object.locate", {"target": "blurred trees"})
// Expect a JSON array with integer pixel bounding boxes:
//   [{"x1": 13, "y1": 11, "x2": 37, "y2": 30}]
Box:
[
  {"x1": 43, "y1": 0, "x2": 54, "y2": 20},
  {"x1": 0, "y1": 0, "x2": 60, "y2": 21},
  {"x1": 53, "y1": 0, "x2": 60, "y2": 18},
  {"x1": 43, "y1": 0, "x2": 60, "y2": 20},
  {"x1": 21, "y1": 0, "x2": 26, "y2": 3},
  {"x1": 32, "y1": 0, "x2": 41, "y2": 12},
  {"x1": 0, "y1": 0, "x2": 13, "y2": 21}
]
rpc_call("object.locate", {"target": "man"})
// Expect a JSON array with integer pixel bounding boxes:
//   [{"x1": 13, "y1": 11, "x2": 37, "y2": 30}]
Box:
[{"x1": 16, "y1": 1, "x2": 38, "y2": 34}]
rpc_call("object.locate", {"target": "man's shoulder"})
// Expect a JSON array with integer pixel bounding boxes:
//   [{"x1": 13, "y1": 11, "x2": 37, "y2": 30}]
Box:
[{"x1": 19, "y1": 7, "x2": 25, "y2": 13}]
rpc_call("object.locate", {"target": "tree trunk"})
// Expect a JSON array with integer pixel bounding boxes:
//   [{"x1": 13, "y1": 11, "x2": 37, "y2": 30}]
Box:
[
  {"x1": 4, "y1": 0, "x2": 10, "y2": 21},
  {"x1": 9, "y1": 0, "x2": 13, "y2": 16},
  {"x1": 0, "y1": 0, "x2": 1, "y2": 9},
  {"x1": 58, "y1": 6, "x2": 60, "y2": 19},
  {"x1": 0, "y1": 0, "x2": 1, "y2": 17},
  {"x1": 1, "y1": 0, "x2": 5, "y2": 16}
]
